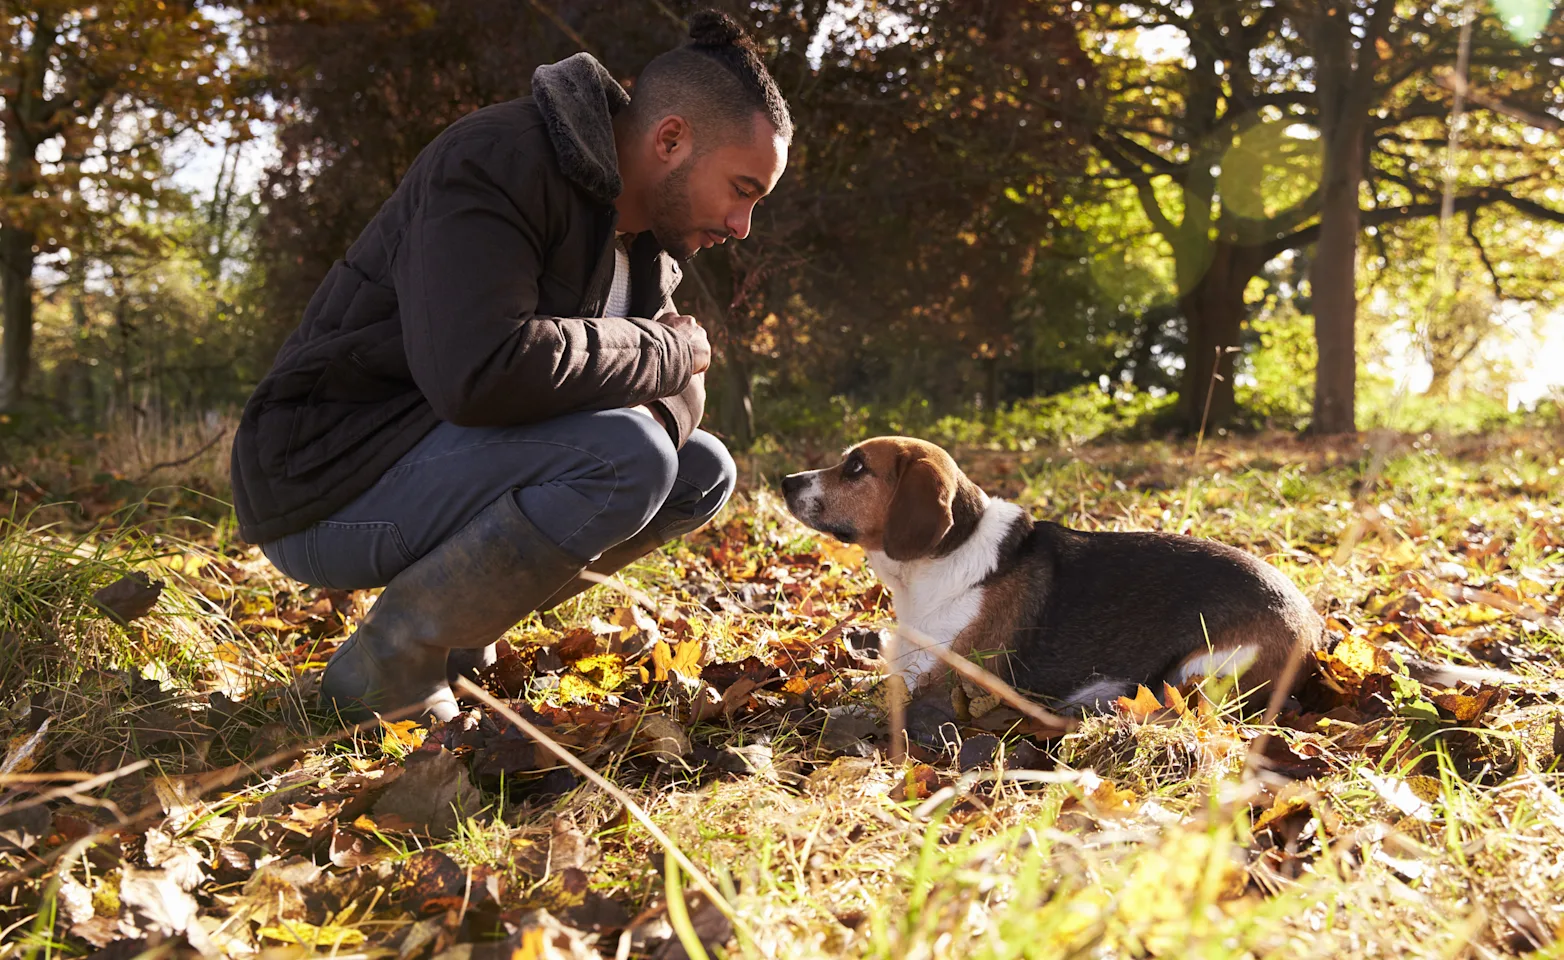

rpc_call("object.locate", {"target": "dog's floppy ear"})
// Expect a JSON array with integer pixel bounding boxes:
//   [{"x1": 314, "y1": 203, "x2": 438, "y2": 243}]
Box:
[{"x1": 883, "y1": 458, "x2": 954, "y2": 561}]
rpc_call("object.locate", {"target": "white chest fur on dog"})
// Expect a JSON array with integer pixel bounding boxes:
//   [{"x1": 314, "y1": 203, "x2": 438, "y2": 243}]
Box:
[{"x1": 866, "y1": 497, "x2": 1027, "y2": 687}]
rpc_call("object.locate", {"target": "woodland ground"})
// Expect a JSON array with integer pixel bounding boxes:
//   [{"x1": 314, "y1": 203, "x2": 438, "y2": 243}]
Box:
[{"x1": 2, "y1": 413, "x2": 1563, "y2": 959}]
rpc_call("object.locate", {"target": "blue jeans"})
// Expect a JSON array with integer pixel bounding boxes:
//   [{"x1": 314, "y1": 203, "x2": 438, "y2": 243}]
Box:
[{"x1": 261, "y1": 409, "x2": 736, "y2": 590}]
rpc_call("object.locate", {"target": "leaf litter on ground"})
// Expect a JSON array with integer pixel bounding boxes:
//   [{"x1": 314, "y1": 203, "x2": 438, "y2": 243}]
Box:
[{"x1": 2, "y1": 426, "x2": 1563, "y2": 957}]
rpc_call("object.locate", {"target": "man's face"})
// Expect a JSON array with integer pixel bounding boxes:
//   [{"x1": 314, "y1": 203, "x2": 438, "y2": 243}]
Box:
[{"x1": 649, "y1": 112, "x2": 788, "y2": 261}]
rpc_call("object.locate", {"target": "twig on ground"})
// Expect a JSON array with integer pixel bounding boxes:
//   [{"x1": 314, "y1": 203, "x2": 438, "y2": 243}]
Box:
[
  {"x1": 0, "y1": 703, "x2": 425, "y2": 894},
  {"x1": 0, "y1": 760, "x2": 152, "y2": 818},
  {"x1": 453, "y1": 678, "x2": 770, "y2": 959},
  {"x1": 890, "y1": 623, "x2": 1078, "y2": 732}
]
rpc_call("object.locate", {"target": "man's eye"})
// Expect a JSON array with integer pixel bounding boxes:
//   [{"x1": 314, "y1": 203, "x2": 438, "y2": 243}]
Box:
[{"x1": 736, "y1": 186, "x2": 752, "y2": 199}]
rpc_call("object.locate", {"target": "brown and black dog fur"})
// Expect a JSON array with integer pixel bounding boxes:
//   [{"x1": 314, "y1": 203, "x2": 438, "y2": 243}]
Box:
[{"x1": 782, "y1": 437, "x2": 1324, "y2": 743}]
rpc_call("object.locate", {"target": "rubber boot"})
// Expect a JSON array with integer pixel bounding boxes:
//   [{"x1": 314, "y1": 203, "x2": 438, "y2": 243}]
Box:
[
  {"x1": 443, "y1": 524, "x2": 671, "y2": 683},
  {"x1": 319, "y1": 494, "x2": 585, "y2": 724}
]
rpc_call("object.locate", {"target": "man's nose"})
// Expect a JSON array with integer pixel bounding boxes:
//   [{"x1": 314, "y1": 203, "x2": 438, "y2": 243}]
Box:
[{"x1": 726, "y1": 206, "x2": 753, "y2": 241}]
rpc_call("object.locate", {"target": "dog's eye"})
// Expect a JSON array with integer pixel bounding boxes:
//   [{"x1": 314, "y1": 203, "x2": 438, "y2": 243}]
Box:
[{"x1": 842, "y1": 458, "x2": 866, "y2": 479}]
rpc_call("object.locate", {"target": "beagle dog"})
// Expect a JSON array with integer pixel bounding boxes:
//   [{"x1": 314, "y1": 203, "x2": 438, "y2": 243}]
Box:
[{"x1": 781, "y1": 437, "x2": 1324, "y2": 739}]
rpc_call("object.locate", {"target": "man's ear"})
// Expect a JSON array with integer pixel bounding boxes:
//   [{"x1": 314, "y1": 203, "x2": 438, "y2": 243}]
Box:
[
  {"x1": 654, "y1": 115, "x2": 691, "y2": 162},
  {"x1": 882, "y1": 458, "x2": 954, "y2": 561}
]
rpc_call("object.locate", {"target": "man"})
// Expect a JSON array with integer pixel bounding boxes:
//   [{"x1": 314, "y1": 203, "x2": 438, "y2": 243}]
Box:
[{"x1": 230, "y1": 11, "x2": 792, "y2": 723}]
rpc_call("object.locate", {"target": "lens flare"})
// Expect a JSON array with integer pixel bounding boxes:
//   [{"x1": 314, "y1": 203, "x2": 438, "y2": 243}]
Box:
[
  {"x1": 1492, "y1": 0, "x2": 1553, "y2": 42},
  {"x1": 1218, "y1": 121, "x2": 1324, "y2": 222}
]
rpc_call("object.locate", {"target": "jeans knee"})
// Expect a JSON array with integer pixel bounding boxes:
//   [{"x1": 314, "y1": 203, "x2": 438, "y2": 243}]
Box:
[
  {"x1": 680, "y1": 431, "x2": 737, "y2": 520},
  {"x1": 601, "y1": 409, "x2": 680, "y2": 529}
]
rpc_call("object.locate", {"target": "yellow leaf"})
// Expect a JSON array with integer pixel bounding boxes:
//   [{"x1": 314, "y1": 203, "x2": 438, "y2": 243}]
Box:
[
  {"x1": 573, "y1": 653, "x2": 627, "y2": 691},
  {"x1": 257, "y1": 921, "x2": 367, "y2": 946},
  {"x1": 818, "y1": 540, "x2": 865, "y2": 567},
  {"x1": 1317, "y1": 634, "x2": 1390, "y2": 688},
  {"x1": 1116, "y1": 684, "x2": 1164, "y2": 721},
  {"x1": 559, "y1": 673, "x2": 610, "y2": 702},
  {"x1": 1087, "y1": 778, "x2": 1137, "y2": 813},
  {"x1": 650, "y1": 639, "x2": 703, "y2": 682},
  {"x1": 380, "y1": 719, "x2": 426, "y2": 754}
]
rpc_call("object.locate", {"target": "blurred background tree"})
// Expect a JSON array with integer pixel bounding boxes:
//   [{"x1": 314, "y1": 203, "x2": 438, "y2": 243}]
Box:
[{"x1": 5, "y1": 0, "x2": 1562, "y2": 446}]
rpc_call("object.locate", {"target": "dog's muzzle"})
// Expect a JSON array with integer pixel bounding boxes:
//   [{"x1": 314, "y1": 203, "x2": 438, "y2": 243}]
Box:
[{"x1": 781, "y1": 472, "x2": 821, "y2": 523}]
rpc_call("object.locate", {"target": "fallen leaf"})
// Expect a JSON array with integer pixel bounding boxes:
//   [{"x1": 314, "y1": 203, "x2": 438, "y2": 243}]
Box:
[
  {"x1": 93, "y1": 572, "x2": 164, "y2": 625},
  {"x1": 399, "y1": 848, "x2": 467, "y2": 916},
  {"x1": 119, "y1": 866, "x2": 207, "y2": 950},
  {"x1": 1086, "y1": 778, "x2": 1138, "y2": 814},
  {"x1": 1358, "y1": 767, "x2": 1436, "y2": 821},
  {"x1": 328, "y1": 826, "x2": 388, "y2": 869},
  {"x1": 633, "y1": 715, "x2": 691, "y2": 762},
  {"x1": 719, "y1": 677, "x2": 760, "y2": 716},
  {"x1": 1431, "y1": 685, "x2": 1506, "y2": 724},
  {"x1": 371, "y1": 747, "x2": 481, "y2": 838},
  {"x1": 257, "y1": 920, "x2": 368, "y2": 947},
  {"x1": 651, "y1": 639, "x2": 704, "y2": 682},
  {"x1": 889, "y1": 764, "x2": 941, "y2": 802},
  {"x1": 241, "y1": 857, "x2": 320, "y2": 924},
  {"x1": 1116, "y1": 684, "x2": 1165, "y2": 721},
  {"x1": 1, "y1": 718, "x2": 49, "y2": 776},
  {"x1": 380, "y1": 718, "x2": 427, "y2": 754}
]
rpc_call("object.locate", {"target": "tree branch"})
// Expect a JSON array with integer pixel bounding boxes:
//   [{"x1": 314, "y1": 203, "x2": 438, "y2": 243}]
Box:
[
  {"x1": 1092, "y1": 134, "x2": 1179, "y2": 239},
  {"x1": 1263, "y1": 187, "x2": 1564, "y2": 259},
  {"x1": 1465, "y1": 209, "x2": 1505, "y2": 302}
]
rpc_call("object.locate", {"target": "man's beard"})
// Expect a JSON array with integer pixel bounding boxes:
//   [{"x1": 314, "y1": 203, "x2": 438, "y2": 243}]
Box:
[{"x1": 648, "y1": 162, "x2": 699, "y2": 262}]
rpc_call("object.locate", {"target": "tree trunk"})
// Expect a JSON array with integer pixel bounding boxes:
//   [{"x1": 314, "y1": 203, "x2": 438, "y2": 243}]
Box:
[
  {"x1": 1309, "y1": 134, "x2": 1364, "y2": 434},
  {"x1": 1177, "y1": 242, "x2": 1258, "y2": 433},
  {"x1": 717, "y1": 347, "x2": 755, "y2": 449},
  {"x1": 71, "y1": 285, "x2": 97, "y2": 425},
  {"x1": 1309, "y1": 8, "x2": 1366, "y2": 436},
  {"x1": 0, "y1": 223, "x2": 36, "y2": 412}
]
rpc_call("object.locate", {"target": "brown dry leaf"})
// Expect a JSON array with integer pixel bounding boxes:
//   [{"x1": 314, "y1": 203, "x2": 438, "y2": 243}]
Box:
[
  {"x1": 1116, "y1": 684, "x2": 1165, "y2": 721},
  {"x1": 93, "y1": 572, "x2": 164, "y2": 625},
  {"x1": 1162, "y1": 682, "x2": 1190, "y2": 717},
  {"x1": 557, "y1": 627, "x2": 601, "y2": 663},
  {"x1": 240, "y1": 858, "x2": 320, "y2": 924},
  {"x1": 119, "y1": 865, "x2": 210, "y2": 951},
  {"x1": 328, "y1": 825, "x2": 388, "y2": 869},
  {"x1": 889, "y1": 763, "x2": 941, "y2": 802},
  {"x1": 1253, "y1": 790, "x2": 1315, "y2": 833},
  {"x1": 633, "y1": 715, "x2": 691, "y2": 762},
  {"x1": 1431, "y1": 685, "x2": 1507, "y2": 724},
  {"x1": 371, "y1": 747, "x2": 480, "y2": 838},
  {"x1": 719, "y1": 677, "x2": 760, "y2": 716},
  {"x1": 399, "y1": 848, "x2": 467, "y2": 916},
  {"x1": 505, "y1": 909, "x2": 602, "y2": 959}
]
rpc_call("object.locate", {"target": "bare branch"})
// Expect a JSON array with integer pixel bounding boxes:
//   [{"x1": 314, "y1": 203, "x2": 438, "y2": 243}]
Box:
[{"x1": 1465, "y1": 209, "x2": 1506, "y2": 301}]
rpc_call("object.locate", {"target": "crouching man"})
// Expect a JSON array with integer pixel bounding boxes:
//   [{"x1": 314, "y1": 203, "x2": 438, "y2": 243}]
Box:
[{"x1": 230, "y1": 12, "x2": 791, "y2": 723}]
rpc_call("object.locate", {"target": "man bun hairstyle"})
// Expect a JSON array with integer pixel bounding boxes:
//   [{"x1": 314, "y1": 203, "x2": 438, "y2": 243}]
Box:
[
  {"x1": 629, "y1": 8, "x2": 794, "y2": 146},
  {"x1": 687, "y1": 8, "x2": 745, "y2": 46}
]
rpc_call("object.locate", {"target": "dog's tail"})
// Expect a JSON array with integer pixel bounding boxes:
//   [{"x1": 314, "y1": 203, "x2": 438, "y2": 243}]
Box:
[{"x1": 1403, "y1": 657, "x2": 1523, "y2": 689}]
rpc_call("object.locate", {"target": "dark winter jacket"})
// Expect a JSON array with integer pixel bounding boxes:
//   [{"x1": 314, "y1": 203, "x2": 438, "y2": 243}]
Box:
[{"x1": 230, "y1": 53, "x2": 705, "y2": 545}]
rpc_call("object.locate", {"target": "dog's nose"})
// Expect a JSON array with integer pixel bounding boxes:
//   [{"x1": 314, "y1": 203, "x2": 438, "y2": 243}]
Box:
[{"x1": 781, "y1": 474, "x2": 807, "y2": 497}]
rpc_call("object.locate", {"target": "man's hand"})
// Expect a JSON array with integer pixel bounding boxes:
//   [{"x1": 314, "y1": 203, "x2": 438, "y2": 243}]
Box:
[{"x1": 657, "y1": 312, "x2": 712, "y2": 375}]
